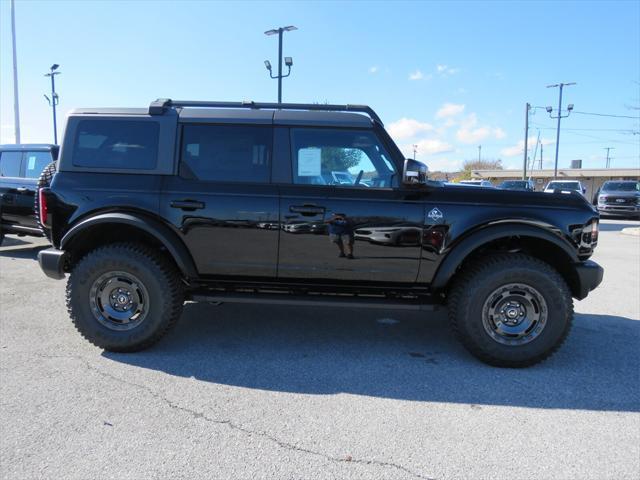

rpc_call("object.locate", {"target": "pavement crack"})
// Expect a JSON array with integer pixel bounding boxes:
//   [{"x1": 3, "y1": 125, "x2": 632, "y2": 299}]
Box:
[{"x1": 35, "y1": 353, "x2": 433, "y2": 479}]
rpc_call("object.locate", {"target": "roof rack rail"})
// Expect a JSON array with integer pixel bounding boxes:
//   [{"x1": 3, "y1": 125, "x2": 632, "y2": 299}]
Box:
[{"x1": 148, "y1": 98, "x2": 383, "y2": 125}]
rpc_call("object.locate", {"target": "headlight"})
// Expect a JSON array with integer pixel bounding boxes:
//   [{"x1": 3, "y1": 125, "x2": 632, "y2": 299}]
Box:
[{"x1": 598, "y1": 195, "x2": 607, "y2": 202}]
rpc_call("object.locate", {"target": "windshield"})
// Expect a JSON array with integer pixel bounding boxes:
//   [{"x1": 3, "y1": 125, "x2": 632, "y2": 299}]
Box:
[
  {"x1": 601, "y1": 181, "x2": 639, "y2": 192},
  {"x1": 547, "y1": 182, "x2": 580, "y2": 190}
]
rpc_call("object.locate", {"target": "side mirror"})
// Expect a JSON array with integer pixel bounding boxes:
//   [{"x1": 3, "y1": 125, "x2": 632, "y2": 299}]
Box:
[{"x1": 403, "y1": 159, "x2": 428, "y2": 185}]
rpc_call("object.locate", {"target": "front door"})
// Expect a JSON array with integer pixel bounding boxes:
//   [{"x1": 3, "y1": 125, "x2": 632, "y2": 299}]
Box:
[
  {"x1": 162, "y1": 124, "x2": 279, "y2": 278},
  {"x1": 278, "y1": 127, "x2": 423, "y2": 283}
]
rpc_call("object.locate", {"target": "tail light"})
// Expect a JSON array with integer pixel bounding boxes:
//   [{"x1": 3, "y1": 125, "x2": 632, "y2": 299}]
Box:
[
  {"x1": 581, "y1": 220, "x2": 598, "y2": 246},
  {"x1": 38, "y1": 188, "x2": 48, "y2": 226}
]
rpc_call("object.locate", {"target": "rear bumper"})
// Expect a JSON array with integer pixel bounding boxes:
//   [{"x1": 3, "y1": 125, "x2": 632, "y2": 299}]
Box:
[
  {"x1": 38, "y1": 248, "x2": 66, "y2": 280},
  {"x1": 574, "y1": 260, "x2": 604, "y2": 300}
]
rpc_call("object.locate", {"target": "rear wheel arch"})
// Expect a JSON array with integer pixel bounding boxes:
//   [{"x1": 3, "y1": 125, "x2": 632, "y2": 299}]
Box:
[
  {"x1": 433, "y1": 223, "x2": 581, "y2": 297},
  {"x1": 60, "y1": 212, "x2": 197, "y2": 280}
]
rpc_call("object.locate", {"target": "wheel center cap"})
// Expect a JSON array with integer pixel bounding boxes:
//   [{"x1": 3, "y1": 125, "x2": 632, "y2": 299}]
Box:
[
  {"x1": 506, "y1": 307, "x2": 519, "y2": 319},
  {"x1": 117, "y1": 294, "x2": 128, "y2": 305}
]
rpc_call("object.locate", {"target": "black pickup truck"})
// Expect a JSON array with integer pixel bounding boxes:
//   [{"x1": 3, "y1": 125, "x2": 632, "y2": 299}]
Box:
[
  {"x1": 36, "y1": 99, "x2": 603, "y2": 367},
  {"x1": 0, "y1": 144, "x2": 58, "y2": 245}
]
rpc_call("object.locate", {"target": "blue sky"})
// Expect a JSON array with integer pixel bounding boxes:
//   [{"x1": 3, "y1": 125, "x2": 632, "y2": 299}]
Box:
[{"x1": 1, "y1": 0, "x2": 638, "y2": 171}]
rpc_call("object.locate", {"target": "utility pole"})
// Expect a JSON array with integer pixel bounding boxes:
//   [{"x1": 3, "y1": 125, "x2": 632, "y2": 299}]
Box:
[
  {"x1": 478, "y1": 145, "x2": 481, "y2": 162},
  {"x1": 523, "y1": 103, "x2": 530, "y2": 179},
  {"x1": 10, "y1": 0, "x2": 21, "y2": 144},
  {"x1": 604, "y1": 147, "x2": 614, "y2": 168},
  {"x1": 44, "y1": 64, "x2": 61, "y2": 144},
  {"x1": 412, "y1": 144, "x2": 418, "y2": 160},
  {"x1": 546, "y1": 82, "x2": 576, "y2": 179},
  {"x1": 264, "y1": 26, "x2": 297, "y2": 103},
  {"x1": 540, "y1": 143, "x2": 543, "y2": 170}
]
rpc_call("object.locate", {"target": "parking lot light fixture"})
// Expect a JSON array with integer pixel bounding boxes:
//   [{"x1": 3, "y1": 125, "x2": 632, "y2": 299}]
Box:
[
  {"x1": 264, "y1": 25, "x2": 297, "y2": 103},
  {"x1": 546, "y1": 82, "x2": 576, "y2": 179},
  {"x1": 44, "y1": 64, "x2": 61, "y2": 144}
]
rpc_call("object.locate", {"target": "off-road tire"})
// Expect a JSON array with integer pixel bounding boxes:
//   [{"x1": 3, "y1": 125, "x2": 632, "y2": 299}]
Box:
[
  {"x1": 66, "y1": 242, "x2": 184, "y2": 352},
  {"x1": 448, "y1": 254, "x2": 573, "y2": 368},
  {"x1": 35, "y1": 161, "x2": 57, "y2": 238}
]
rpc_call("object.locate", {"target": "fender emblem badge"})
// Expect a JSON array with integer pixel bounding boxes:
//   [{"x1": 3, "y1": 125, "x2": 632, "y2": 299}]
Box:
[{"x1": 427, "y1": 207, "x2": 444, "y2": 222}]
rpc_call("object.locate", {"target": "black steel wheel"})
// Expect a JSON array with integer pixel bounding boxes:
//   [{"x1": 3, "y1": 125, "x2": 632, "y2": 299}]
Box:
[
  {"x1": 482, "y1": 283, "x2": 548, "y2": 346},
  {"x1": 448, "y1": 254, "x2": 573, "y2": 368},
  {"x1": 67, "y1": 242, "x2": 183, "y2": 352}
]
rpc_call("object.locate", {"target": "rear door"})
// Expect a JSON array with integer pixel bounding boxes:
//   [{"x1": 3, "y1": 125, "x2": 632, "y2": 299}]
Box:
[
  {"x1": 161, "y1": 122, "x2": 280, "y2": 278},
  {"x1": 0, "y1": 150, "x2": 50, "y2": 228},
  {"x1": 277, "y1": 127, "x2": 423, "y2": 283}
]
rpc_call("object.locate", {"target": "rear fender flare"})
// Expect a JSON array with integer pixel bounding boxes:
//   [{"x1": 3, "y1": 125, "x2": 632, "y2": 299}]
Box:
[{"x1": 60, "y1": 212, "x2": 197, "y2": 279}]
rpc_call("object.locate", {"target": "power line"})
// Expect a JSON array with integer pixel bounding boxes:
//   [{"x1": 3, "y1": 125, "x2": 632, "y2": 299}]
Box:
[{"x1": 573, "y1": 111, "x2": 639, "y2": 119}]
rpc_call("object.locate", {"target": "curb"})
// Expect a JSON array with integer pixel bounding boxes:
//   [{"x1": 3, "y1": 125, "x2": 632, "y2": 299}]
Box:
[{"x1": 620, "y1": 227, "x2": 640, "y2": 237}]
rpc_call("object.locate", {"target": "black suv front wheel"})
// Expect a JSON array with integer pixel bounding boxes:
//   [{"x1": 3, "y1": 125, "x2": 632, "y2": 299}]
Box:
[
  {"x1": 66, "y1": 243, "x2": 184, "y2": 352},
  {"x1": 448, "y1": 254, "x2": 573, "y2": 367}
]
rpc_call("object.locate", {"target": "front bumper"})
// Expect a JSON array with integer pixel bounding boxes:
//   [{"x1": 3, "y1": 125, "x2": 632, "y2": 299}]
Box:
[
  {"x1": 574, "y1": 260, "x2": 604, "y2": 300},
  {"x1": 38, "y1": 248, "x2": 67, "y2": 280},
  {"x1": 597, "y1": 205, "x2": 640, "y2": 217}
]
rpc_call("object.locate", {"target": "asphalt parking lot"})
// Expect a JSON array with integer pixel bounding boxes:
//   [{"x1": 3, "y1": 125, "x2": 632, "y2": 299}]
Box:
[{"x1": 1, "y1": 219, "x2": 639, "y2": 480}]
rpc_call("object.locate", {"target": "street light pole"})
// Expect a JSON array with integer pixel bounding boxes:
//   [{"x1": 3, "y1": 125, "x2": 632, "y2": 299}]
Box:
[
  {"x1": 44, "y1": 64, "x2": 61, "y2": 144},
  {"x1": 546, "y1": 82, "x2": 576, "y2": 179},
  {"x1": 264, "y1": 25, "x2": 297, "y2": 104},
  {"x1": 10, "y1": 0, "x2": 21, "y2": 144}
]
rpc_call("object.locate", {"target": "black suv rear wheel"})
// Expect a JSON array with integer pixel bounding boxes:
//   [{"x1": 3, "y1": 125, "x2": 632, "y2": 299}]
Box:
[
  {"x1": 66, "y1": 243, "x2": 184, "y2": 352},
  {"x1": 448, "y1": 254, "x2": 573, "y2": 367}
]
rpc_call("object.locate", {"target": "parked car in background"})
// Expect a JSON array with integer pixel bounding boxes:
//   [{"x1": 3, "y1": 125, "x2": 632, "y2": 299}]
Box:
[
  {"x1": 0, "y1": 144, "x2": 58, "y2": 245},
  {"x1": 458, "y1": 179, "x2": 494, "y2": 187},
  {"x1": 597, "y1": 180, "x2": 640, "y2": 219},
  {"x1": 543, "y1": 180, "x2": 586, "y2": 197},
  {"x1": 498, "y1": 179, "x2": 536, "y2": 191}
]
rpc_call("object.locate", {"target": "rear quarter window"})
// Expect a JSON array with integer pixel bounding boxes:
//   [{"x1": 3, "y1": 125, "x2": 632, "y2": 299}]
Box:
[{"x1": 72, "y1": 120, "x2": 159, "y2": 170}]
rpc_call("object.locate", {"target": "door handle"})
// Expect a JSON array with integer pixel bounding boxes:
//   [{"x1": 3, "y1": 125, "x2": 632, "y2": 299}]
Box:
[
  {"x1": 289, "y1": 205, "x2": 326, "y2": 216},
  {"x1": 170, "y1": 200, "x2": 205, "y2": 210}
]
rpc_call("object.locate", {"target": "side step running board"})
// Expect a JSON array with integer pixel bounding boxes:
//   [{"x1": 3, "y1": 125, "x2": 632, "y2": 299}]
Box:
[{"x1": 189, "y1": 292, "x2": 440, "y2": 311}]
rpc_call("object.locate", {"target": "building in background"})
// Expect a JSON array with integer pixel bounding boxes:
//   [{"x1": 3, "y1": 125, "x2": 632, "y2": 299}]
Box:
[{"x1": 471, "y1": 168, "x2": 640, "y2": 201}]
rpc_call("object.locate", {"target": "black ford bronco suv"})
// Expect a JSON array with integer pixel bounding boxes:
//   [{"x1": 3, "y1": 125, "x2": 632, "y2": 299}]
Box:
[{"x1": 37, "y1": 99, "x2": 603, "y2": 367}]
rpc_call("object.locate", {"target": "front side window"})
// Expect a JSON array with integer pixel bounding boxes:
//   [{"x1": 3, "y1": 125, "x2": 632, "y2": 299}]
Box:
[
  {"x1": 0, "y1": 151, "x2": 22, "y2": 177},
  {"x1": 24, "y1": 151, "x2": 53, "y2": 178},
  {"x1": 290, "y1": 128, "x2": 397, "y2": 188},
  {"x1": 181, "y1": 125, "x2": 272, "y2": 183},
  {"x1": 72, "y1": 120, "x2": 159, "y2": 170}
]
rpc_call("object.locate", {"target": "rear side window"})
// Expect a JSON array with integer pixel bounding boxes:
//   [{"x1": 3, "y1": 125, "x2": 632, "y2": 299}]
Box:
[
  {"x1": 181, "y1": 125, "x2": 271, "y2": 183},
  {"x1": 0, "y1": 151, "x2": 22, "y2": 177},
  {"x1": 24, "y1": 151, "x2": 53, "y2": 178},
  {"x1": 72, "y1": 120, "x2": 159, "y2": 170}
]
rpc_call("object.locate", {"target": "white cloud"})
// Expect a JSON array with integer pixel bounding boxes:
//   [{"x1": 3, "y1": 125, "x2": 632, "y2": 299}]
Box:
[
  {"x1": 409, "y1": 70, "x2": 424, "y2": 81},
  {"x1": 404, "y1": 139, "x2": 455, "y2": 156},
  {"x1": 500, "y1": 137, "x2": 554, "y2": 157},
  {"x1": 436, "y1": 64, "x2": 460, "y2": 76},
  {"x1": 368, "y1": 66, "x2": 379, "y2": 74},
  {"x1": 387, "y1": 117, "x2": 434, "y2": 140},
  {"x1": 436, "y1": 103, "x2": 465, "y2": 119},
  {"x1": 455, "y1": 113, "x2": 506, "y2": 144}
]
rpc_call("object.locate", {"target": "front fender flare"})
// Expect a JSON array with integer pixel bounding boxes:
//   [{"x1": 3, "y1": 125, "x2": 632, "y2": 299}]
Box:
[
  {"x1": 61, "y1": 212, "x2": 198, "y2": 279},
  {"x1": 431, "y1": 223, "x2": 579, "y2": 291}
]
